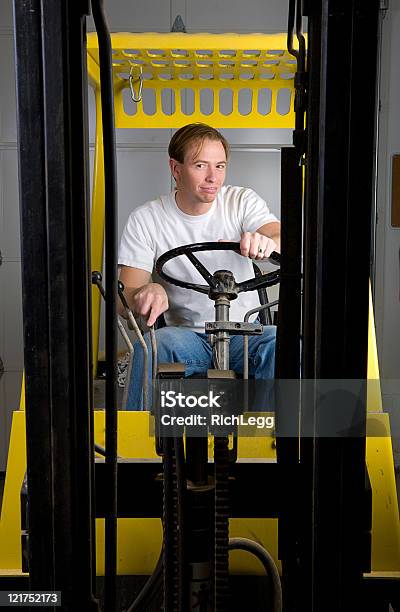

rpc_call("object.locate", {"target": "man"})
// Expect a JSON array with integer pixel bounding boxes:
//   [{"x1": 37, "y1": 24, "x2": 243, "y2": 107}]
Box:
[{"x1": 118, "y1": 123, "x2": 280, "y2": 410}]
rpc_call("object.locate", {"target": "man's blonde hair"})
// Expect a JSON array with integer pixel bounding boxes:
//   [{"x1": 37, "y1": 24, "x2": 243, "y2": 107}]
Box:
[{"x1": 168, "y1": 123, "x2": 230, "y2": 163}]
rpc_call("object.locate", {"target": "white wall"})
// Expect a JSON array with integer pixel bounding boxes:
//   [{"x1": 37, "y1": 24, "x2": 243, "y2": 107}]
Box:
[
  {"x1": 0, "y1": 3, "x2": 23, "y2": 470},
  {"x1": 374, "y1": 0, "x2": 400, "y2": 469}
]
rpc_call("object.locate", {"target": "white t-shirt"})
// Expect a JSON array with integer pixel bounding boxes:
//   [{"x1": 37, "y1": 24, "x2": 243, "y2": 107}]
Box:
[{"x1": 118, "y1": 185, "x2": 278, "y2": 332}]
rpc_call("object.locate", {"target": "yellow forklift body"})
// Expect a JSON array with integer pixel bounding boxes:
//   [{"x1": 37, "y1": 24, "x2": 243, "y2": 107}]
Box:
[{"x1": 1, "y1": 407, "x2": 398, "y2": 578}]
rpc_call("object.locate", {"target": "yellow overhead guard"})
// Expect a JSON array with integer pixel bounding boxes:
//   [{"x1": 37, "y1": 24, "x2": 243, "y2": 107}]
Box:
[{"x1": 86, "y1": 32, "x2": 301, "y2": 129}]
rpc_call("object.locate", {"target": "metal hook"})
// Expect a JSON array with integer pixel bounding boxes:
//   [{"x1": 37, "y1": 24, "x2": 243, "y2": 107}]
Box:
[{"x1": 129, "y1": 66, "x2": 143, "y2": 103}]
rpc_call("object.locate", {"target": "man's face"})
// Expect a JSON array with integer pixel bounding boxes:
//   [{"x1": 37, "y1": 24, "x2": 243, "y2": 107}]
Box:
[{"x1": 170, "y1": 138, "x2": 227, "y2": 206}]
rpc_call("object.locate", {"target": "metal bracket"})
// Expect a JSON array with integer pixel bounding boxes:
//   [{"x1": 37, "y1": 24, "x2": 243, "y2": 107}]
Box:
[
  {"x1": 207, "y1": 369, "x2": 236, "y2": 379},
  {"x1": 129, "y1": 66, "x2": 143, "y2": 103},
  {"x1": 157, "y1": 362, "x2": 186, "y2": 378},
  {"x1": 205, "y1": 321, "x2": 263, "y2": 335},
  {"x1": 171, "y1": 15, "x2": 187, "y2": 33}
]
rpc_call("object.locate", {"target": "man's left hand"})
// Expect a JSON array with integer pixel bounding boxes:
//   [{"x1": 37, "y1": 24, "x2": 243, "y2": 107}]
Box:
[{"x1": 239, "y1": 231, "x2": 277, "y2": 260}]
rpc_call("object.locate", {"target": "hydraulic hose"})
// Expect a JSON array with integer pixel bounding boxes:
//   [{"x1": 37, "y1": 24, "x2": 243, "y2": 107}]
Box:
[
  {"x1": 287, "y1": 0, "x2": 298, "y2": 60},
  {"x1": 123, "y1": 550, "x2": 163, "y2": 612},
  {"x1": 125, "y1": 435, "x2": 185, "y2": 612},
  {"x1": 90, "y1": 1, "x2": 118, "y2": 611},
  {"x1": 94, "y1": 443, "x2": 106, "y2": 457},
  {"x1": 229, "y1": 537, "x2": 282, "y2": 612},
  {"x1": 287, "y1": 0, "x2": 307, "y2": 157}
]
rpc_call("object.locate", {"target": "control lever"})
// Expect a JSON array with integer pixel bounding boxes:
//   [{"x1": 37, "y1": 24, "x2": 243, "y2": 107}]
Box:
[
  {"x1": 117, "y1": 280, "x2": 158, "y2": 411},
  {"x1": 91, "y1": 271, "x2": 136, "y2": 409},
  {"x1": 92, "y1": 271, "x2": 134, "y2": 353},
  {"x1": 242, "y1": 300, "x2": 279, "y2": 380}
]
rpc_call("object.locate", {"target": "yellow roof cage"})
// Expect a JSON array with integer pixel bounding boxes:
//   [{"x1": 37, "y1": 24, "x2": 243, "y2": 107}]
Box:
[{"x1": 86, "y1": 32, "x2": 300, "y2": 129}]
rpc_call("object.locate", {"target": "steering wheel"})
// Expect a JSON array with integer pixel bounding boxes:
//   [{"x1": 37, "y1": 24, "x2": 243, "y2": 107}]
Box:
[{"x1": 155, "y1": 242, "x2": 280, "y2": 296}]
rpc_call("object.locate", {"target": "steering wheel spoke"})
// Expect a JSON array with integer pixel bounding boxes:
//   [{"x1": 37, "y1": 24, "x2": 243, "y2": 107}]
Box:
[
  {"x1": 185, "y1": 251, "x2": 217, "y2": 287},
  {"x1": 237, "y1": 269, "x2": 280, "y2": 293}
]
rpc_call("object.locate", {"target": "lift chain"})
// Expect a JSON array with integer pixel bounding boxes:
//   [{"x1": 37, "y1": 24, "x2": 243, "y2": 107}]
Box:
[
  {"x1": 214, "y1": 435, "x2": 231, "y2": 611},
  {"x1": 163, "y1": 437, "x2": 186, "y2": 612}
]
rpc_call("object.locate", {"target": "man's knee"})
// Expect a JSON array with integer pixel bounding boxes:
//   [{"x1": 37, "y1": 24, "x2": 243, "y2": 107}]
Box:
[
  {"x1": 261, "y1": 326, "x2": 277, "y2": 353},
  {"x1": 254, "y1": 326, "x2": 276, "y2": 373},
  {"x1": 155, "y1": 326, "x2": 182, "y2": 355},
  {"x1": 262, "y1": 325, "x2": 277, "y2": 341},
  {"x1": 133, "y1": 326, "x2": 181, "y2": 349},
  {"x1": 155, "y1": 326, "x2": 182, "y2": 344}
]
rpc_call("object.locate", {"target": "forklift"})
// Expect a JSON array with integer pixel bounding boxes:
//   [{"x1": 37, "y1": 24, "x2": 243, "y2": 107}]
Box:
[{"x1": 0, "y1": 0, "x2": 399, "y2": 610}]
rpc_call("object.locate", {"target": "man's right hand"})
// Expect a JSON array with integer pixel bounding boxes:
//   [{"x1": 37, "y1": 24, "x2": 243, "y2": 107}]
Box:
[{"x1": 132, "y1": 282, "x2": 169, "y2": 327}]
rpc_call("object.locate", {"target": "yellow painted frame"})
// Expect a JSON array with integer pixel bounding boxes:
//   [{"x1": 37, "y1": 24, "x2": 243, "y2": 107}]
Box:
[
  {"x1": 87, "y1": 33, "x2": 299, "y2": 130},
  {"x1": 1, "y1": 409, "x2": 398, "y2": 576},
  {"x1": 3, "y1": 288, "x2": 399, "y2": 576}
]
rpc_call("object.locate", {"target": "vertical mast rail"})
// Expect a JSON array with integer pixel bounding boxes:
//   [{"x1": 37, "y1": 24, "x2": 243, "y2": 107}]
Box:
[
  {"x1": 13, "y1": 0, "x2": 98, "y2": 609},
  {"x1": 90, "y1": 1, "x2": 119, "y2": 610}
]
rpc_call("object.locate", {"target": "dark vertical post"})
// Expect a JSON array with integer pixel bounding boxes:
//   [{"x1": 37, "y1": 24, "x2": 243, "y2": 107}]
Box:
[
  {"x1": 90, "y1": 2, "x2": 119, "y2": 610},
  {"x1": 301, "y1": 1, "x2": 379, "y2": 610},
  {"x1": 275, "y1": 147, "x2": 303, "y2": 379},
  {"x1": 275, "y1": 146, "x2": 303, "y2": 611},
  {"x1": 13, "y1": 0, "x2": 99, "y2": 609}
]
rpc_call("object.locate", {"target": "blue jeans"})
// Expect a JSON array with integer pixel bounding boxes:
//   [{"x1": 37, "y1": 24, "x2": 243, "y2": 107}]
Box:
[{"x1": 126, "y1": 325, "x2": 277, "y2": 411}]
